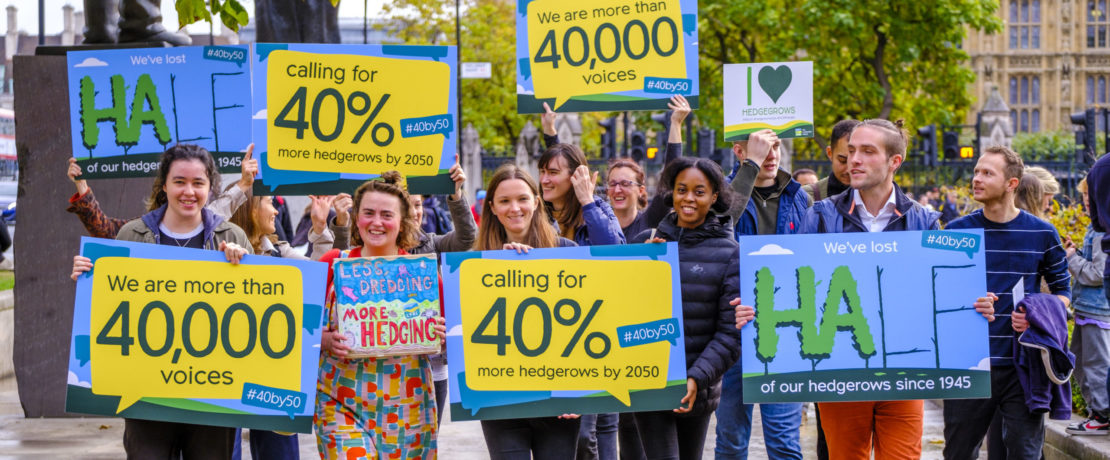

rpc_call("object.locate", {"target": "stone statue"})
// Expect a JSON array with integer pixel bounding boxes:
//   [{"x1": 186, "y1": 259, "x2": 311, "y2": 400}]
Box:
[{"x1": 82, "y1": 0, "x2": 192, "y2": 45}]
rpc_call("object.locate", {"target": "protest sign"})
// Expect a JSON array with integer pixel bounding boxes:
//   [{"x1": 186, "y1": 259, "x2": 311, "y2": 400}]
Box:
[
  {"x1": 67, "y1": 46, "x2": 252, "y2": 178},
  {"x1": 332, "y1": 254, "x2": 441, "y2": 358},
  {"x1": 66, "y1": 237, "x2": 328, "y2": 433},
  {"x1": 723, "y1": 61, "x2": 813, "y2": 141},
  {"x1": 515, "y1": 0, "x2": 699, "y2": 113},
  {"x1": 443, "y1": 244, "x2": 687, "y2": 421},
  {"x1": 252, "y1": 44, "x2": 458, "y2": 195},
  {"x1": 739, "y1": 230, "x2": 990, "y2": 403}
]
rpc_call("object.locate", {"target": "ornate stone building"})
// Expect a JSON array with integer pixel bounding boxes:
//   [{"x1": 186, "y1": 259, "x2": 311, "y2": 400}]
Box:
[{"x1": 964, "y1": 0, "x2": 1110, "y2": 132}]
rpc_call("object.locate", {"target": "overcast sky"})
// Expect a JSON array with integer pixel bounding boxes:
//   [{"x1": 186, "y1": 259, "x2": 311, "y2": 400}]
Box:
[{"x1": 6, "y1": 0, "x2": 389, "y2": 35}]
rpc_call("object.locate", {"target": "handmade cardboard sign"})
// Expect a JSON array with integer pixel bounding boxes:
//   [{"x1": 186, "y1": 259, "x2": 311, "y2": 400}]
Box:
[{"x1": 331, "y1": 254, "x2": 441, "y2": 358}]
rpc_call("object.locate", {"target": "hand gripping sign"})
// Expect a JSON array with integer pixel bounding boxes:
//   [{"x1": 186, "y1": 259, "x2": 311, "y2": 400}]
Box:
[
  {"x1": 252, "y1": 44, "x2": 458, "y2": 195},
  {"x1": 67, "y1": 238, "x2": 327, "y2": 433},
  {"x1": 515, "y1": 0, "x2": 699, "y2": 113},
  {"x1": 443, "y1": 243, "x2": 688, "y2": 421},
  {"x1": 738, "y1": 230, "x2": 991, "y2": 404}
]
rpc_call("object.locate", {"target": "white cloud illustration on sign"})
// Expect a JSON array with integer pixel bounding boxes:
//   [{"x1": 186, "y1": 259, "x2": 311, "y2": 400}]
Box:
[
  {"x1": 74, "y1": 57, "x2": 109, "y2": 68},
  {"x1": 748, "y1": 244, "x2": 794, "y2": 256}
]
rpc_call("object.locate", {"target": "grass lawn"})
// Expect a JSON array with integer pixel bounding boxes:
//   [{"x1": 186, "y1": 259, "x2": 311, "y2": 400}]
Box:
[{"x1": 0, "y1": 270, "x2": 13, "y2": 291}]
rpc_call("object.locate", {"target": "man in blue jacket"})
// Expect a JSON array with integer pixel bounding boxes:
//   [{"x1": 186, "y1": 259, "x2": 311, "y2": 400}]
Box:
[
  {"x1": 942, "y1": 145, "x2": 1071, "y2": 459},
  {"x1": 716, "y1": 129, "x2": 809, "y2": 459},
  {"x1": 797, "y1": 119, "x2": 994, "y2": 458}
]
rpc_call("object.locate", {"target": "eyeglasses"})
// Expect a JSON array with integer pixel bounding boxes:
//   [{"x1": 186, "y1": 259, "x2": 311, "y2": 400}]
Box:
[{"x1": 608, "y1": 180, "x2": 642, "y2": 189}]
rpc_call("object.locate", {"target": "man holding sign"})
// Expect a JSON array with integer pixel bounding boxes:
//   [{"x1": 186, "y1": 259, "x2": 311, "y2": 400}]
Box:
[
  {"x1": 942, "y1": 146, "x2": 1072, "y2": 459},
  {"x1": 790, "y1": 120, "x2": 994, "y2": 458}
]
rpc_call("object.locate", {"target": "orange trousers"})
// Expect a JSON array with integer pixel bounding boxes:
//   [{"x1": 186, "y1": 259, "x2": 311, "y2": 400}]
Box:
[{"x1": 817, "y1": 400, "x2": 923, "y2": 460}]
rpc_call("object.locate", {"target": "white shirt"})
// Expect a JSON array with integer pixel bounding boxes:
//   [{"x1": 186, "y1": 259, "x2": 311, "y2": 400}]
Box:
[{"x1": 852, "y1": 187, "x2": 898, "y2": 233}]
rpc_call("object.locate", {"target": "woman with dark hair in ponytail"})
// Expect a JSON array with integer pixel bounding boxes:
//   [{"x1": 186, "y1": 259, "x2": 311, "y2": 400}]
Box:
[
  {"x1": 315, "y1": 172, "x2": 446, "y2": 460},
  {"x1": 632, "y1": 157, "x2": 749, "y2": 460}
]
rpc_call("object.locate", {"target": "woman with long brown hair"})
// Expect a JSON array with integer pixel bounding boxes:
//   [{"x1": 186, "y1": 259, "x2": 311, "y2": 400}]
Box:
[{"x1": 475, "y1": 164, "x2": 580, "y2": 460}]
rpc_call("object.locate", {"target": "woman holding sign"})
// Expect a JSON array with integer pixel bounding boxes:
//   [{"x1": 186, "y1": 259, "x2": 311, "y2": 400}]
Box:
[
  {"x1": 474, "y1": 163, "x2": 581, "y2": 460},
  {"x1": 316, "y1": 171, "x2": 446, "y2": 460},
  {"x1": 633, "y1": 156, "x2": 744, "y2": 460},
  {"x1": 71, "y1": 144, "x2": 252, "y2": 460}
]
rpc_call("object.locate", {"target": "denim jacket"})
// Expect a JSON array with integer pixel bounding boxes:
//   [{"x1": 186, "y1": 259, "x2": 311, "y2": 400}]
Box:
[{"x1": 1071, "y1": 227, "x2": 1110, "y2": 317}]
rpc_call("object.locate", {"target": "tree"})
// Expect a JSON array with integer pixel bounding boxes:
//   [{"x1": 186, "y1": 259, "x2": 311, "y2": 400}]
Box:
[
  {"x1": 380, "y1": 0, "x2": 602, "y2": 152},
  {"x1": 698, "y1": 0, "x2": 1002, "y2": 159},
  {"x1": 175, "y1": 0, "x2": 251, "y2": 31}
]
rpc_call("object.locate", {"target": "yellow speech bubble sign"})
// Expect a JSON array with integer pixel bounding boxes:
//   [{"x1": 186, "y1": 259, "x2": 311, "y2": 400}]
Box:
[
  {"x1": 89, "y1": 257, "x2": 303, "y2": 413},
  {"x1": 525, "y1": 0, "x2": 686, "y2": 110},
  {"x1": 459, "y1": 258, "x2": 672, "y2": 406},
  {"x1": 266, "y1": 50, "x2": 450, "y2": 176}
]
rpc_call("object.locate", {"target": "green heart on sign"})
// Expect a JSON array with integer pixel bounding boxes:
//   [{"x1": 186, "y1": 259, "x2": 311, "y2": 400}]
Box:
[{"x1": 758, "y1": 65, "x2": 793, "y2": 103}]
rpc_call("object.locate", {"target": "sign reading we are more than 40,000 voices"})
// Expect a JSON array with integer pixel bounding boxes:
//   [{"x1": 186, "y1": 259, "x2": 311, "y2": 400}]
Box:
[
  {"x1": 516, "y1": 0, "x2": 699, "y2": 113},
  {"x1": 66, "y1": 238, "x2": 328, "y2": 433},
  {"x1": 252, "y1": 44, "x2": 458, "y2": 195},
  {"x1": 443, "y1": 244, "x2": 688, "y2": 421}
]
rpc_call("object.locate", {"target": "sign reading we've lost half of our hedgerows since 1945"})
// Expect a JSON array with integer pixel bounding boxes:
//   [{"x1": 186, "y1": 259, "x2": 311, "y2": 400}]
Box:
[
  {"x1": 738, "y1": 230, "x2": 991, "y2": 404},
  {"x1": 67, "y1": 46, "x2": 252, "y2": 179}
]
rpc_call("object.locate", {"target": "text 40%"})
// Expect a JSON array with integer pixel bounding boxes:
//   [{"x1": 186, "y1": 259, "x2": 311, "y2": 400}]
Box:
[{"x1": 471, "y1": 297, "x2": 612, "y2": 359}]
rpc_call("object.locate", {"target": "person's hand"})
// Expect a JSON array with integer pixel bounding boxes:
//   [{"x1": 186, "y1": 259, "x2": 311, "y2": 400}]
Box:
[
  {"x1": 68, "y1": 158, "x2": 89, "y2": 196},
  {"x1": 1064, "y1": 237, "x2": 1078, "y2": 258},
  {"x1": 541, "y1": 102, "x2": 558, "y2": 136},
  {"x1": 322, "y1": 328, "x2": 350, "y2": 358},
  {"x1": 674, "y1": 378, "x2": 697, "y2": 414},
  {"x1": 571, "y1": 165, "x2": 598, "y2": 206},
  {"x1": 238, "y1": 144, "x2": 257, "y2": 191},
  {"x1": 975, "y1": 293, "x2": 998, "y2": 322},
  {"x1": 71, "y1": 255, "x2": 93, "y2": 281},
  {"x1": 668, "y1": 95, "x2": 691, "y2": 127},
  {"x1": 732, "y1": 298, "x2": 755, "y2": 328},
  {"x1": 434, "y1": 316, "x2": 447, "y2": 341},
  {"x1": 309, "y1": 195, "x2": 336, "y2": 235},
  {"x1": 219, "y1": 241, "x2": 249, "y2": 264},
  {"x1": 333, "y1": 193, "x2": 353, "y2": 227},
  {"x1": 1012, "y1": 307, "x2": 1029, "y2": 332},
  {"x1": 557, "y1": 414, "x2": 581, "y2": 420},
  {"x1": 503, "y1": 242, "x2": 533, "y2": 254},
  {"x1": 449, "y1": 160, "x2": 466, "y2": 200},
  {"x1": 744, "y1": 129, "x2": 778, "y2": 166}
]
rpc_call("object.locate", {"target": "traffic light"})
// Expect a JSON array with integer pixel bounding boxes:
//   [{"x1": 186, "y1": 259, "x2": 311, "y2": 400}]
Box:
[
  {"x1": 916, "y1": 124, "x2": 937, "y2": 167},
  {"x1": 942, "y1": 128, "x2": 960, "y2": 160},
  {"x1": 651, "y1": 110, "x2": 673, "y2": 149},
  {"x1": 1071, "y1": 108, "x2": 1097, "y2": 165},
  {"x1": 629, "y1": 130, "x2": 647, "y2": 162},
  {"x1": 599, "y1": 117, "x2": 617, "y2": 159},
  {"x1": 959, "y1": 146, "x2": 975, "y2": 159}
]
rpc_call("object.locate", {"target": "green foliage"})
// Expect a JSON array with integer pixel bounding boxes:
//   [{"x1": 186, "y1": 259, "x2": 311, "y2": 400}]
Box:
[
  {"x1": 1012, "y1": 130, "x2": 1107, "y2": 162},
  {"x1": 379, "y1": 0, "x2": 603, "y2": 153},
  {"x1": 175, "y1": 0, "x2": 251, "y2": 32},
  {"x1": 699, "y1": 0, "x2": 1001, "y2": 160}
]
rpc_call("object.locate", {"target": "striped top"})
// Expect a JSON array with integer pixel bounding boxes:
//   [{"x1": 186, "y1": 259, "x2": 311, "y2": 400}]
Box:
[{"x1": 947, "y1": 210, "x2": 1071, "y2": 366}]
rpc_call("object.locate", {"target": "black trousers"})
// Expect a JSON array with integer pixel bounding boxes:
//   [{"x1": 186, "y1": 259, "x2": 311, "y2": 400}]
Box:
[
  {"x1": 123, "y1": 418, "x2": 235, "y2": 460},
  {"x1": 633, "y1": 410, "x2": 713, "y2": 460}
]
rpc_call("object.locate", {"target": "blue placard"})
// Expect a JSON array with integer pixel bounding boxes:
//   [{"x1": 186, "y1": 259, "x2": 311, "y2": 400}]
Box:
[
  {"x1": 67, "y1": 46, "x2": 252, "y2": 178},
  {"x1": 739, "y1": 230, "x2": 991, "y2": 403}
]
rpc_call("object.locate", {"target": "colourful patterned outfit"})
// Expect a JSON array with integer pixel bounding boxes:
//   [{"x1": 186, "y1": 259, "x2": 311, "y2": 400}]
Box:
[{"x1": 315, "y1": 248, "x2": 438, "y2": 460}]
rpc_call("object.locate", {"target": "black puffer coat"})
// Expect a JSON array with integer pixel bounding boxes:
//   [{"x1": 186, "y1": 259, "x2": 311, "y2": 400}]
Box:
[{"x1": 634, "y1": 211, "x2": 741, "y2": 415}]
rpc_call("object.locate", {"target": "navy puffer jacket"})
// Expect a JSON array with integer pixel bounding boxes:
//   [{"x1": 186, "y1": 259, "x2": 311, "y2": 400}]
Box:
[{"x1": 634, "y1": 211, "x2": 741, "y2": 415}]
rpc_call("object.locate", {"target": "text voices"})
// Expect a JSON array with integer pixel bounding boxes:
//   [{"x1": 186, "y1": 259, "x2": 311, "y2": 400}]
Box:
[{"x1": 753, "y1": 266, "x2": 877, "y2": 368}]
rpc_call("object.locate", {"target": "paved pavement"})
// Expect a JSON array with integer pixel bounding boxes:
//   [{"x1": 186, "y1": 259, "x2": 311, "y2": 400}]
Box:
[{"x1": 0, "y1": 374, "x2": 951, "y2": 460}]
